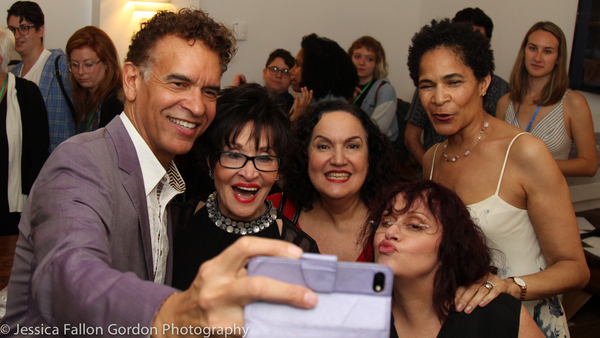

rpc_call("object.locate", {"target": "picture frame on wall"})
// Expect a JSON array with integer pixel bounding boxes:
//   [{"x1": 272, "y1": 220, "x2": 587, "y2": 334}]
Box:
[{"x1": 570, "y1": 0, "x2": 600, "y2": 94}]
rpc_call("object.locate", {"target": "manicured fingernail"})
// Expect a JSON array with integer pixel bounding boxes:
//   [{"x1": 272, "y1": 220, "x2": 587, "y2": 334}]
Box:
[
  {"x1": 479, "y1": 301, "x2": 486, "y2": 307},
  {"x1": 456, "y1": 303, "x2": 464, "y2": 311},
  {"x1": 304, "y1": 292, "x2": 318, "y2": 307},
  {"x1": 288, "y1": 245, "x2": 303, "y2": 257},
  {"x1": 465, "y1": 306, "x2": 472, "y2": 313}
]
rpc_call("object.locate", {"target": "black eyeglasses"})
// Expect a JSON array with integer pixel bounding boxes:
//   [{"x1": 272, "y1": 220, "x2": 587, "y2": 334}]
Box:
[
  {"x1": 267, "y1": 66, "x2": 291, "y2": 78},
  {"x1": 8, "y1": 25, "x2": 34, "y2": 36},
  {"x1": 218, "y1": 151, "x2": 281, "y2": 172}
]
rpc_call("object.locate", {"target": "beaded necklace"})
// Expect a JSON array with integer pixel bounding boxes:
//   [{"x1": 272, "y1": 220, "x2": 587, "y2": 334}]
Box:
[{"x1": 206, "y1": 191, "x2": 277, "y2": 235}]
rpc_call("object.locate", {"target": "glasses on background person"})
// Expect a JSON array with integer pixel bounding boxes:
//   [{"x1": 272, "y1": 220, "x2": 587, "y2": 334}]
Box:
[
  {"x1": 267, "y1": 66, "x2": 290, "y2": 78},
  {"x1": 8, "y1": 25, "x2": 33, "y2": 36},
  {"x1": 68, "y1": 60, "x2": 102, "y2": 73},
  {"x1": 218, "y1": 151, "x2": 281, "y2": 172}
]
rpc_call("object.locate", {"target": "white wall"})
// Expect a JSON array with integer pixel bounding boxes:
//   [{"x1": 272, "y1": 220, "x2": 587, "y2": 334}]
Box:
[
  {"x1": 0, "y1": 0, "x2": 584, "y2": 103},
  {"x1": 200, "y1": 0, "x2": 421, "y2": 99},
  {"x1": 97, "y1": 0, "x2": 199, "y2": 66}
]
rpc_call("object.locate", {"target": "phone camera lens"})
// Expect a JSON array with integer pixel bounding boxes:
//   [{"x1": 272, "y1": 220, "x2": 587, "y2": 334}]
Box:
[{"x1": 373, "y1": 272, "x2": 385, "y2": 292}]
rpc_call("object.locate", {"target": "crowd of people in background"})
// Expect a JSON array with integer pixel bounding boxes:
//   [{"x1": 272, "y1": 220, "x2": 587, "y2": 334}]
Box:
[{"x1": 0, "y1": 1, "x2": 595, "y2": 338}]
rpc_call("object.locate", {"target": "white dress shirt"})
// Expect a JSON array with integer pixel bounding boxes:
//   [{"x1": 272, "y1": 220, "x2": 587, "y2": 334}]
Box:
[{"x1": 120, "y1": 113, "x2": 185, "y2": 284}]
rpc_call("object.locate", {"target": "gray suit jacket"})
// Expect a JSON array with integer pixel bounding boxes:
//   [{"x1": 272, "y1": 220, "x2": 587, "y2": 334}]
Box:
[{"x1": 2, "y1": 117, "x2": 176, "y2": 337}]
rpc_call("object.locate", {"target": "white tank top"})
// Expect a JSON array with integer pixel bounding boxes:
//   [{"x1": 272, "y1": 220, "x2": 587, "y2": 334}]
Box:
[{"x1": 430, "y1": 133, "x2": 548, "y2": 314}]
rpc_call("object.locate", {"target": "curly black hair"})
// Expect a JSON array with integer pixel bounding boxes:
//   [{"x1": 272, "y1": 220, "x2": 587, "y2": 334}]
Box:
[
  {"x1": 282, "y1": 100, "x2": 398, "y2": 211},
  {"x1": 452, "y1": 7, "x2": 494, "y2": 39},
  {"x1": 300, "y1": 33, "x2": 358, "y2": 100},
  {"x1": 126, "y1": 7, "x2": 236, "y2": 76},
  {"x1": 407, "y1": 19, "x2": 494, "y2": 87},
  {"x1": 200, "y1": 83, "x2": 291, "y2": 171}
]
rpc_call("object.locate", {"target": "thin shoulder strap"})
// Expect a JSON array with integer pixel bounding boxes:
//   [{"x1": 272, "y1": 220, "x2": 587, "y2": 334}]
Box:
[
  {"x1": 429, "y1": 143, "x2": 443, "y2": 179},
  {"x1": 495, "y1": 132, "x2": 528, "y2": 195},
  {"x1": 277, "y1": 193, "x2": 301, "y2": 225},
  {"x1": 277, "y1": 193, "x2": 286, "y2": 213},
  {"x1": 373, "y1": 80, "x2": 387, "y2": 106}
]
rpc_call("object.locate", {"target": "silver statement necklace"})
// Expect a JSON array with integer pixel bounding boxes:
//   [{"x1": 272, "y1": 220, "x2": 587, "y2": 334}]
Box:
[
  {"x1": 443, "y1": 121, "x2": 489, "y2": 162},
  {"x1": 206, "y1": 191, "x2": 277, "y2": 235}
]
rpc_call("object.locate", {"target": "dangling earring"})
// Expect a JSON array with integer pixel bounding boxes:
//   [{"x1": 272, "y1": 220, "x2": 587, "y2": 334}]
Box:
[
  {"x1": 275, "y1": 174, "x2": 280, "y2": 182},
  {"x1": 209, "y1": 169, "x2": 213, "y2": 179}
]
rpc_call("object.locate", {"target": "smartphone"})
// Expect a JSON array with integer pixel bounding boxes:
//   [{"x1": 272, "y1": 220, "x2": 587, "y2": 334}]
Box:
[{"x1": 244, "y1": 253, "x2": 393, "y2": 338}]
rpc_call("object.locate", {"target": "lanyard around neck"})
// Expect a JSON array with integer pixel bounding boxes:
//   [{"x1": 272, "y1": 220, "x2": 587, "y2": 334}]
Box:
[
  {"x1": 352, "y1": 79, "x2": 374, "y2": 104},
  {"x1": 0, "y1": 74, "x2": 8, "y2": 99},
  {"x1": 514, "y1": 103, "x2": 541, "y2": 132}
]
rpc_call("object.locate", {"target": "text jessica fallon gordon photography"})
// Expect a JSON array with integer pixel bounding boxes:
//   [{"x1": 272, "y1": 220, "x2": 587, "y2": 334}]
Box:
[{"x1": 7, "y1": 323, "x2": 249, "y2": 337}]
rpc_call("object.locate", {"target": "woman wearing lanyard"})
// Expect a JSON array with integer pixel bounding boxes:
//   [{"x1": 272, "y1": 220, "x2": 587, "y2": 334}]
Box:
[
  {"x1": 66, "y1": 26, "x2": 123, "y2": 133},
  {"x1": 348, "y1": 36, "x2": 399, "y2": 142},
  {"x1": 496, "y1": 22, "x2": 597, "y2": 177}
]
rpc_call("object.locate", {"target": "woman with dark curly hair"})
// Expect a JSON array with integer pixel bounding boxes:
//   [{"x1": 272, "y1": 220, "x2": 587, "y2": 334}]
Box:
[
  {"x1": 364, "y1": 180, "x2": 543, "y2": 337},
  {"x1": 268, "y1": 100, "x2": 397, "y2": 262},
  {"x1": 288, "y1": 34, "x2": 358, "y2": 120},
  {"x1": 496, "y1": 22, "x2": 597, "y2": 177},
  {"x1": 411, "y1": 19, "x2": 588, "y2": 337},
  {"x1": 172, "y1": 84, "x2": 318, "y2": 290}
]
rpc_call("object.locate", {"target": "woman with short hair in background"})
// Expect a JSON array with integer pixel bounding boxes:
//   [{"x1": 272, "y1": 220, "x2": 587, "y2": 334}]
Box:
[{"x1": 348, "y1": 36, "x2": 399, "y2": 142}]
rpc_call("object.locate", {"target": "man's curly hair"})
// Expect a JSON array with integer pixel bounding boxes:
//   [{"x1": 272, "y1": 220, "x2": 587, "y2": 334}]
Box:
[
  {"x1": 282, "y1": 100, "x2": 399, "y2": 211},
  {"x1": 126, "y1": 8, "x2": 236, "y2": 79},
  {"x1": 407, "y1": 19, "x2": 494, "y2": 87}
]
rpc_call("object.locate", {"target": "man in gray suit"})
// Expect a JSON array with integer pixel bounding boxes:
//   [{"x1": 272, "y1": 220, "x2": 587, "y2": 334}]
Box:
[{"x1": 1, "y1": 8, "x2": 317, "y2": 338}]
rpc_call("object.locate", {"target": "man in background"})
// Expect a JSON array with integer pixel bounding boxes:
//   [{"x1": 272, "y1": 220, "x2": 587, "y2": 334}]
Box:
[{"x1": 6, "y1": 1, "x2": 74, "y2": 152}]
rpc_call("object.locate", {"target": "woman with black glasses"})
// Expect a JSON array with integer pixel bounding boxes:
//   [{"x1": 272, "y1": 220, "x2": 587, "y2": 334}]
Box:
[{"x1": 172, "y1": 84, "x2": 319, "y2": 290}]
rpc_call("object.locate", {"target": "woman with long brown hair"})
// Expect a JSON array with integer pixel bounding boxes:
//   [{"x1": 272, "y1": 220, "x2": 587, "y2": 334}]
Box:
[
  {"x1": 496, "y1": 22, "x2": 597, "y2": 177},
  {"x1": 66, "y1": 26, "x2": 123, "y2": 133}
]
